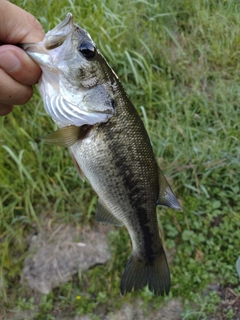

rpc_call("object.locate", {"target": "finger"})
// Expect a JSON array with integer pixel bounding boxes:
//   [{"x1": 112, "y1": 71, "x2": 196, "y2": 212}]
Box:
[
  {"x1": 0, "y1": 45, "x2": 42, "y2": 85},
  {"x1": 0, "y1": 69, "x2": 33, "y2": 106},
  {"x1": 0, "y1": 104, "x2": 14, "y2": 116},
  {"x1": 0, "y1": 1, "x2": 44, "y2": 43}
]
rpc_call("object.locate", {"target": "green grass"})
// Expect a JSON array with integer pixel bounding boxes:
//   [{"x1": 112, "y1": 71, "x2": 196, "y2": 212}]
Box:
[{"x1": 0, "y1": 0, "x2": 240, "y2": 318}]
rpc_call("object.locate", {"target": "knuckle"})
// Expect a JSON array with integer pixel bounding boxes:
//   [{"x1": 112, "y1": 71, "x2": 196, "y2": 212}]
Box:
[
  {"x1": 0, "y1": 104, "x2": 13, "y2": 116},
  {"x1": 17, "y1": 86, "x2": 33, "y2": 104},
  {"x1": 0, "y1": 69, "x2": 33, "y2": 105}
]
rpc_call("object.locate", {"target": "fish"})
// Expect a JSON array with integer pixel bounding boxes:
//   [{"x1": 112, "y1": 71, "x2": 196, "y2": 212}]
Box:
[{"x1": 21, "y1": 13, "x2": 182, "y2": 296}]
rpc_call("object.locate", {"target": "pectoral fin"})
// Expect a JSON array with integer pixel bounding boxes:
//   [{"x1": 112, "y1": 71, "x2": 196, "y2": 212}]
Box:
[
  {"x1": 157, "y1": 167, "x2": 182, "y2": 210},
  {"x1": 96, "y1": 198, "x2": 124, "y2": 227},
  {"x1": 40, "y1": 125, "x2": 91, "y2": 147}
]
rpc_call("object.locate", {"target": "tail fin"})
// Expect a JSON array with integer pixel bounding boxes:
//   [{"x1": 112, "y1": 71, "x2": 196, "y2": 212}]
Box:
[{"x1": 120, "y1": 250, "x2": 170, "y2": 296}]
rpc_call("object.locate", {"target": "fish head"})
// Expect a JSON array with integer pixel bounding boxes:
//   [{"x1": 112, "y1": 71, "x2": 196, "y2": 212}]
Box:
[
  {"x1": 21, "y1": 13, "x2": 116, "y2": 127},
  {"x1": 23, "y1": 13, "x2": 104, "y2": 87}
]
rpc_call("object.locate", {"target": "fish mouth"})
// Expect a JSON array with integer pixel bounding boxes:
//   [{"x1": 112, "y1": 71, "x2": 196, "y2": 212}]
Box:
[
  {"x1": 20, "y1": 12, "x2": 75, "y2": 66},
  {"x1": 44, "y1": 12, "x2": 75, "y2": 50}
]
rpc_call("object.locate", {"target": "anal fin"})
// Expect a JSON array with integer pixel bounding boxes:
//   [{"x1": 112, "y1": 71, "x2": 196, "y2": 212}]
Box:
[
  {"x1": 96, "y1": 198, "x2": 124, "y2": 227},
  {"x1": 158, "y1": 167, "x2": 182, "y2": 210}
]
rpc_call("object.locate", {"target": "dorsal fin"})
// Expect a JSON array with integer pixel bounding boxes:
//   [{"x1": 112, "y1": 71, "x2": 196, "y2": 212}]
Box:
[
  {"x1": 96, "y1": 198, "x2": 124, "y2": 227},
  {"x1": 157, "y1": 167, "x2": 182, "y2": 210},
  {"x1": 40, "y1": 125, "x2": 90, "y2": 147}
]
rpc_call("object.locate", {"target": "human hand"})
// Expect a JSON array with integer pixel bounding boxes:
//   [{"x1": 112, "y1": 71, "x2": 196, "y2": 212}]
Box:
[{"x1": 0, "y1": 0, "x2": 44, "y2": 116}]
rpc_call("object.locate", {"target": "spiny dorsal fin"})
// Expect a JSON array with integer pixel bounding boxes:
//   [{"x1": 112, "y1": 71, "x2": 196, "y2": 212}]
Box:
[
  {"x1": 96, "y1": 198, "x2": 124, "y2": 227},
  {"x1": 40, "y1": 125, "x2": 90, "y2": 147},
  {"x1": 158, "y1": 167, "x2": 182, "y2": 210}
]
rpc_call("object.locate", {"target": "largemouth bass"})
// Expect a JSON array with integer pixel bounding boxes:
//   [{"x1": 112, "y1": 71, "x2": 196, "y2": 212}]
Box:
[{"x1": 22, "y1": 13, "x2": 182, "y2": 296}]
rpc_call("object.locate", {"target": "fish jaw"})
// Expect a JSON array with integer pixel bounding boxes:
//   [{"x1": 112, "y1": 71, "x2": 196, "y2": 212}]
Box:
[
  {"x1": 22, "y1": 12, "x2": 92, "y2": 72},
  {"x1": 21, "y1": 42, "x2": 56, "y2": 73},
  {"x1": 20, "y1": 13, "x2": 76, "y2": 72},
  {"x1": 44, "y1": 12, "x2": 75, "y2": 50}
]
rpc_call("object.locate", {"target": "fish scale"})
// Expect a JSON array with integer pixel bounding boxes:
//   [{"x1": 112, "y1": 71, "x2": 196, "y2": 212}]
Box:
[{"x1": 21, "y1": 12, "x2": 182, "y2": 295}]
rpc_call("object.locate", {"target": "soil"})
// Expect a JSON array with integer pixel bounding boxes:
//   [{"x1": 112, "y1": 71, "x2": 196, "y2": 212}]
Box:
[{"x1": 206, "y1": 285, "x2": 240, "y2": 320}]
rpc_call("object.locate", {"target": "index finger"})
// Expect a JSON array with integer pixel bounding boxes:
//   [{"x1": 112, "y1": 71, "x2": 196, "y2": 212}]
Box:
[{"x1": 0, "y1": 0, "x2": 44, "y2": 43}]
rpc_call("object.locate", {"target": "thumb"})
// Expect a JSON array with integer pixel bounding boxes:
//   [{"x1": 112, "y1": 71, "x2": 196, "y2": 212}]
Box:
[{"x1": 0, "y1": 45, "x2": 42, "y2": 85}]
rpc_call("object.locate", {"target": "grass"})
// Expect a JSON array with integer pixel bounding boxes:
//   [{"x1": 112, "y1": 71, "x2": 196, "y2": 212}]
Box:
[{"x1": 0, "y1": 0, "x2": 240, "y2": 318}]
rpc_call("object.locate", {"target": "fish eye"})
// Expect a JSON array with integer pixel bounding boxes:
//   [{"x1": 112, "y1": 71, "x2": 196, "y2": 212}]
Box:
[{"x1": 78, "y1": 41, "x2": 96, "y2": 59}]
